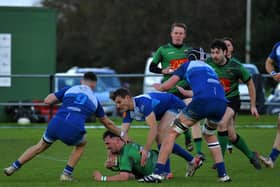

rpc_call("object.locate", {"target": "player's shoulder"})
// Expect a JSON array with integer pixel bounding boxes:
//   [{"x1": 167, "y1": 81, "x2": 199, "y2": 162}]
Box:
[
  {"x1": 228, "y1": 58, "x2": 244, "y2": 67},
  {"x1": 159, "y1": 43, "x2": 171, "y2": 49}
]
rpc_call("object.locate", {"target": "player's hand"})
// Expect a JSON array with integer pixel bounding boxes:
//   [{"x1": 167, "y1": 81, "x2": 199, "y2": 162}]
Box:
[
  {"x1": 153, "y1": 83, "x2": 162, "y2": 91},
  {"x1": 121, "y1": 134, "x2": 131, "y2": 144},
  {"x1": 93, "y1": 171, "x2": 102, "y2": 181},
  {"x1": 140, "y1": 149, "x2": 148, "y2": 166},
  {"x1": 162, "y1": 67, "x2": 174, "y2": 74},
  {"x1": 272, "y1": 73, "x2": 280, "y2": 82},
  {"x1": 251, "y1": 106, "x2": 260, "y2": 120},
  {"x1": 105, "y1": 156, "x2": 117, "y2": 168},
  {"x1": 176, "y1": 86, "x2": 193, "y2": 97}
]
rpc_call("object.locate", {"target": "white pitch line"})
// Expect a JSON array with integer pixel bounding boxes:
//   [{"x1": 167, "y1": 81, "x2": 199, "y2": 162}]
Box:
[
  {"x1": 37, "y1": 155, "x2": 68, "y2": 162},
  {"x1": 0, "y1": 124, "x2": 277, "y2": 129}
]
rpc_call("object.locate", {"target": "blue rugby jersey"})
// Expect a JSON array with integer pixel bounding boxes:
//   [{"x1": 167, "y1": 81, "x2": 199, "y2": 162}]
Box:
[
  {"x1": 173, "y1": 60, "x2": 227, "y2": 101},
  {"x1": 54, "y1": 85, "x2": 105, "y2": 123},
  {"x1": 268, "y1": 41, "x2": 280, "y2": 67},
  {"x1": 122, "y1": 92, "x2": 185, "y2": 123}
]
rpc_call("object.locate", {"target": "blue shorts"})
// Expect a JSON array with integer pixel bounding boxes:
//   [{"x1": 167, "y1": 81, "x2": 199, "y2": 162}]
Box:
[
  {"x1": 43, "y1": 114, "x2": 86, "y2": 146},
  {"x1": 182, "y1": 98, "x2": 226, "y2": 123}
]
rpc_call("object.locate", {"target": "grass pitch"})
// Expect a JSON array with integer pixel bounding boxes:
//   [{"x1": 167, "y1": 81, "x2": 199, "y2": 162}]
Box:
[{"x1": 0, "y1": 115, "x2": 279, "y2": 187}]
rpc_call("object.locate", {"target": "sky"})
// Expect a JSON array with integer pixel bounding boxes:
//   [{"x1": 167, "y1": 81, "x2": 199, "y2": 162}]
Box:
[{"x1": 0, "y1": 0, "x2": 41, "y2": 7}]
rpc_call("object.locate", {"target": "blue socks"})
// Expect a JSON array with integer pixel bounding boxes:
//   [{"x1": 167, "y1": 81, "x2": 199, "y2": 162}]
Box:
[
  {"x1": 63, "y1": 165, "x2": 74, "y2": 176},
  {"x1": 157, "y1": 144, "x2": 171, "y2": 173},
  {"x1": 172, "y1": 143, "x2": 194, "y2": 162},
  {"x1": 12, "y1": 160, "x2": 21, "y2": 169},
  {"x1": 215, "y1": 162, "x2": 227, "y2": 177},
  {"x1": 154, "y1": 163, "x2": 166, "y2": 175},
  {"x1": 270, "y1": 148, "x2": 280, "y2": 162}
]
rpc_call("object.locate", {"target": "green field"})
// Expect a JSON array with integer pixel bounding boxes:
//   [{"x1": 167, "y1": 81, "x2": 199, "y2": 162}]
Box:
[{"x1": 0, "y1": 115, "x2": 279, "y2": 187}]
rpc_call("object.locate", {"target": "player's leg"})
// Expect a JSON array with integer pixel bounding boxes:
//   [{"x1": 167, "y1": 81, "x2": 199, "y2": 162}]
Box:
[
  {"x1": 191, "y1": 122, "x2": 204, "y2": 159},
  {"x1": 4, "y1": 138, "x2": 51, "y2": 176},
  {"x1": 260, "y1": 116, "x2": 280, "y2": 168},
  {"x1": 227, "y1": 117, "x2": 261, "y2": 170},
  {"x1": 158, "y1": 112, "x2": 193, "y2": 179},
  {"x1": 205, "y1": 106, "x2": 232, "y2": 182},
  {"x1": 60, "y1": 136, "x2": 87, "y2": 182},
  {"x1": 183, "y1": 98, "x2": 193, "y2": 151},
  {"x1": 159, "y1": 112, "x2": 194, "y2": 162}
]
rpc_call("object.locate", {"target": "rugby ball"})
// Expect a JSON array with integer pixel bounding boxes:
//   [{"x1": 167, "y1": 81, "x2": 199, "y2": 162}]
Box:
[{"x1": 17, "y1": 117, "x2": 31, "y2": 125}]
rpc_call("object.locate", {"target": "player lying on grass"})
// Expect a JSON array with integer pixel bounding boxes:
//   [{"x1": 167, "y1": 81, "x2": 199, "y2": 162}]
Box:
[{"x1": 93, "y1": 130, "x2": 161, "y2": 181}]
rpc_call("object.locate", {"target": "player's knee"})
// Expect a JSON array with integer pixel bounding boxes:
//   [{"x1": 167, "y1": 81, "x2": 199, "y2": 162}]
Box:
[
  {"x1": 202, "y1": 123, "x2": 217, "y2": 135},
  {"x1": 172, "y1": 118, "x2": 189, "y2": 134}
]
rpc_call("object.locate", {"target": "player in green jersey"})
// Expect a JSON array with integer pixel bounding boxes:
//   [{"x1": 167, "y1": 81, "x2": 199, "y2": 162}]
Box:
[
  {"x1": 93, "y1": 131, "x2": 158, "y2": 181},
  {"x1": 222, "y1": 37, "x2": 240, "y2": 154},
  {"x1": 149, "y1": 22, "x2": 203, "y2": 157},
  {"x1": 206, "y1": 39, "x2": 261, "y2": 170}
]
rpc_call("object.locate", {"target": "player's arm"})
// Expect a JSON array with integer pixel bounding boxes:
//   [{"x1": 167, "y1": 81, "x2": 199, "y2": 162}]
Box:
[
  {"x1": 140, "y1": 112, "x2": 158, "y2": 166},
  {"x1": 153, "y1": 75, "x2": 180, "y2": 91},
  {"x1": 120, "y1": 122, "x2": 131, "y2": 142},
  {"x1": 176, "y1": 85, "x2": 193, "y2": 97},
  {"x1": 246, "y1": 78, "x2": 259, "y2": 119},
  {"x1": 99, "y1": 116, "x2": 121, "y2": 137},
  {"x1": 265, "y1": 57, "x2": 280, "y2": 81},
  {"x1": 44, "y1": 93, "x2": 59, "y2": 105},
  {"x1": 93, "y1": 170, "x2": 135, "y2": 181}
]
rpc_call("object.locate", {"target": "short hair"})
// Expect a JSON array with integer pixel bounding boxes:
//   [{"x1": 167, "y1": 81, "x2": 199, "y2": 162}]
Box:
[
  {"x1": 83, "y1": 72, "x2": 97, "y2": 82},
  {"x1": 102, "y1": 130, "x2": 120, "y2": 140},
  {"x1": 110, "y1": 87, "x2": 131, "y2": 100},
  {"x1": 171, "y1": 22, "x2": 187, "y2": 32},
  {"x1": 210, "y1": 39, "x2": 228, "y2": 51}
]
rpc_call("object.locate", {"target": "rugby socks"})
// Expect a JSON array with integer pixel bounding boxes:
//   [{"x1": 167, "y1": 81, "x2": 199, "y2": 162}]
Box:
[
  {"x1": 157, "y1": 145, "x2": 171, "y2": 173},
  {"x1": 63, "y1": 165, "x2": 74, "y2": 176},
  {"x1": 215, "y1": 162, "x2": 227, "y2": 177},
  {"x1": 172, "y1": 143, "x2": 194, "y2": 162},
  {"x1": 269, "y1": 148, "x2": 280, "y2": 162},
  {"x1": 232, "y1": 134, "x2": 253, "y2": 159},
  {"x1": 218, "y1": 131, "x2": 229, "y2": 156},
  {"x1": 184, "y1": 129, "x2": 192, "y2": 146},
  {"x1": 154, "y1": 163, "x2": 166, "y2": 175},
  {"x1": 193, "y1": 138, "x2": 203, "y2": 154},
  {"x1": 12, "y1": 160, "x2": 22, "y2": 169}
]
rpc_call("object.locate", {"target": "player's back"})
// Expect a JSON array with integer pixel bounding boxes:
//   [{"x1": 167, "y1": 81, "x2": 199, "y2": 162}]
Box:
[
  {"x1": 178, "y1": 61, "x2": 226, "y2": 100},
  {"x1": 55, "y1": 85, "x2": 103, "y2": 122}
]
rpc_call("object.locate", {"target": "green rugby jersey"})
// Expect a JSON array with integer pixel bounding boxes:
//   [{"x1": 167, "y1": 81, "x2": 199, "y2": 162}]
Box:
[
  {"x1": 206, "y1": 58, "x2": 251, "y2": 98},
  {"x1": 152, "y1": 43, "x2": 191, "y2": 94},
  {"x1": 117, "y1": 143, "x2": 158, "y2": 177}
]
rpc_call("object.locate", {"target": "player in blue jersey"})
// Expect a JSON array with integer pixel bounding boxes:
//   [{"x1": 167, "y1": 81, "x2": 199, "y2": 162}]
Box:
[
  {"x1": 3, "y1": 72, "x2": 121, "y2": 181},
  {"x1": 260, "y1": 41, "x2": 280, "y2": 168},
  {"x1": 139, "y1": 48, "x2": 232, "y2": 183},
  {"x1": 110, "y1": 88, "x2": 203, "y2": 179}
]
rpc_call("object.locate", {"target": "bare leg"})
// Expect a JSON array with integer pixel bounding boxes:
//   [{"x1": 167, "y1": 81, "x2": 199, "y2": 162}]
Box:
[
  {"x1": 18, "y1": 139, "x2": 51, "y2": 165},
  {"x1": 66, "y1": 140, "x2": 87, "y2": 168},
  {"x1": 204, "y1": 134, "x2": 223, "y2": 163},
  {"x1": 273, "y1": 119, "x2": 280, "y2": 150},
  {"x1": 157, "y1": 128, "x2": 179, "y2": 164}
]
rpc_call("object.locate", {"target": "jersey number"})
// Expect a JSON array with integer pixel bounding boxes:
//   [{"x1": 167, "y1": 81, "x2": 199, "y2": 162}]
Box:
[{"x1": 74, "y1": 94, "x2": 88, "y2": 105}]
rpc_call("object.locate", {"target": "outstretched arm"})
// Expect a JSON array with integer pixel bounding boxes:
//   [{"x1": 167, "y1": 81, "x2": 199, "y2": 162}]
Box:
[
  {"x1": 99, "y1": 116, "x2": 121, "y2": 136},
  {"x1": 44, "y1": 93, "x2": 59, "y2": 105},
  {"x1": 153, "y1": 75, "x2": 180, "y2": 91},
  {"x1": 93, "y1": 171, "x2": 135, "y2": 181},
  {"x1": 140, "y1": 112, "x2": 158, "y2": 166}
]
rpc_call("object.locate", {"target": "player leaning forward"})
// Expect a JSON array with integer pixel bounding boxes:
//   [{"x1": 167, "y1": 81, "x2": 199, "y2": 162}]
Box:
[
  {"x1": 139, "y1": 48, "x2": 232, "y2": 183},
  {"x1": 3, "y1": 72, "x2": 121, "y2": 182}
]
